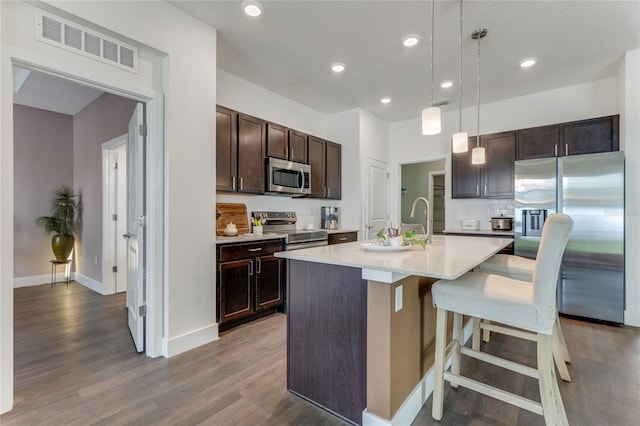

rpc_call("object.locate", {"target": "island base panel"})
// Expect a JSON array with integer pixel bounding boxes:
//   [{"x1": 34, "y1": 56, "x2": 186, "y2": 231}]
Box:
[{"x1": 287, "y1": 260, "x2": 367, "y2": 425}]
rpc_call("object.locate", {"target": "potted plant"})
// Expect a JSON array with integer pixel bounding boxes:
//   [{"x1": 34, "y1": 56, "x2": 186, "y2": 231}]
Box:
[{"x1": 36, "y1": 185, "x2": 78, "y2": 261}]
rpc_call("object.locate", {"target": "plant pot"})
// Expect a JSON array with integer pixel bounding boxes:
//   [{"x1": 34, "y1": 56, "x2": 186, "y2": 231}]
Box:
[{"x1": 52, "y1": 234, "x2": 74, "y2": 261}]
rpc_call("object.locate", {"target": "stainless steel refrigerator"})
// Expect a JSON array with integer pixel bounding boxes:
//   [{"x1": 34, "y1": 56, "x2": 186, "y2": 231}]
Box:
[{"x1": 515, "y1": 151, "x2": 624, "y2": 324}]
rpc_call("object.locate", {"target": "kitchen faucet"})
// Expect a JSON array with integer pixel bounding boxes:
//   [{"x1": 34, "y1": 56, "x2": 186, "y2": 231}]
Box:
[{"x1": 409, "y1": 197, "x2": 432, "y2": 244}]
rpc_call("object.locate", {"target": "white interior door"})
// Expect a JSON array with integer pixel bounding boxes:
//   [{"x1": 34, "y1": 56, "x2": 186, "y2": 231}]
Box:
[
  {"x1": 364, "y1": 158, "x2": 389, "y2": 239},
  {"x1": 114, "y1": 145, "x2": 127, "y2": 292},
  {"x1": 126, "y1": 104, "x2": 145, "y2": 353}
]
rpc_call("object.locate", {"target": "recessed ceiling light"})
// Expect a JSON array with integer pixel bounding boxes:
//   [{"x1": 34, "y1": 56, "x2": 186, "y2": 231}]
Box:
[
  {"x1": 331, "y1": 63, "x2": 345, "y2": 73},
  {"x1": 520, "y1": 58, "x2": 536, "y2": 68},
  {"x1": 242, "y1": 0, "x2": 263, "y2": 17},
  {"x1": 380, "y1": 97, "x2": 391, "y2": 104},
  {"x1": 440, "y1": 80, "x2": 454, "y2": 89},
  {"x1": 402, "y1": 35, "x2": 420, "y2": 47}
]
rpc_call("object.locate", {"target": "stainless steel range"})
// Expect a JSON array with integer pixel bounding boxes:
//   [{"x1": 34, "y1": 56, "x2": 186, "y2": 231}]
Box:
[{"x1": 252, "y1": 211, "x2": 328, "y2": 250}]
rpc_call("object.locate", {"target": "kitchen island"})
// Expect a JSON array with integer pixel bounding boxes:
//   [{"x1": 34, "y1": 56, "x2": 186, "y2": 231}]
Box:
[{"x1": 275, "y1": 235, "x2": 512, "y2": 426}]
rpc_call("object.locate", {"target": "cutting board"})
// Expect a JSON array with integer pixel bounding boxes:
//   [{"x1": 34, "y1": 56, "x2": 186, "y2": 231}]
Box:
[{"x1": 216, "y1": 203, "x2": 250, "y2": 236}]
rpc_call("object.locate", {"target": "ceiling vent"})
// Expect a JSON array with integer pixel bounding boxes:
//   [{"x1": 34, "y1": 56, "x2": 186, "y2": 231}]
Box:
[{"x1": 35, "y1": 9, "x2": 138, "y2": 73}]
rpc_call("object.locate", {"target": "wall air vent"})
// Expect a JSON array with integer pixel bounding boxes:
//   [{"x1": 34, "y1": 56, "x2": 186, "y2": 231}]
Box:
[{"x1": 35, "y1": 9, "x2": 138, "y2": 73}]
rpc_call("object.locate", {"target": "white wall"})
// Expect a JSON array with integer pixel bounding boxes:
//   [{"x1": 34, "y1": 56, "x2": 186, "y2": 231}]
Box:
[{"x1": 1, "y1": 0, "x2": 217, "y2": 413}]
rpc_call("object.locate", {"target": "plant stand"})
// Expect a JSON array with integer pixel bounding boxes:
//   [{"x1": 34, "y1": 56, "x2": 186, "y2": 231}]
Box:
[{"x1": 50, "y1": 259, "x2": 71, "y2": 287}]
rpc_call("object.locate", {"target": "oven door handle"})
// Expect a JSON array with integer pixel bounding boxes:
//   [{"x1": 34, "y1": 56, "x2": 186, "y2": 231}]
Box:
[{"x1": 287, "y1": 240, "x2": 329, "y2": 250}]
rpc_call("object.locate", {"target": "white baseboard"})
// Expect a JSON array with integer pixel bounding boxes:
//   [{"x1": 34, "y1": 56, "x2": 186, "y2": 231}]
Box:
[
  {"x1": 362, "y1": 319, "x2": 474, "y2": 426},
  {"x1": 74, "y1": 273, "x2": 105, "y2": 294},
  {"x1": 14, "y1": 272, "x2": 77, "y2": 288},
  {"x1": 625, "y1": 309, "x2": 640, "y2": 327},
  {"x1": 165, "y1": 323, "x2": 219, "y2": 358}
]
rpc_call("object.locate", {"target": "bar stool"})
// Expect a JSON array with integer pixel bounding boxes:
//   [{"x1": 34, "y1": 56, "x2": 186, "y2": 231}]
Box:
[
  {"x1": 474, "y1": 254, "x2": 572, "y2": 382},
  {"x1": 431, "y1": 213, "x2": 573, "y2": 425}
]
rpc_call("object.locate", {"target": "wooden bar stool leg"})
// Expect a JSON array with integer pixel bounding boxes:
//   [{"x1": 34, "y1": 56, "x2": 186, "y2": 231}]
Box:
[
  {"x1": 552, "y1": 328, "x2": 571, "y2": 382},
  {"x1": 472, "y1": 317, "x2": 481, "y2": 351},
  {"x1": 482, "y1": 319, "x2": 491, "y2": 343},
  {"x1": 451, "y1": 313, "x2": 463, "y2": 388},
  {"x1": 432, "y1": 308, "x2": 448, "y2": 421},
  {"x1": 555, "y1": 314, "x2": 571, "y2": 363},
  {"x1": 537, "y1": 333, "x2": 569, "y2": 426}
]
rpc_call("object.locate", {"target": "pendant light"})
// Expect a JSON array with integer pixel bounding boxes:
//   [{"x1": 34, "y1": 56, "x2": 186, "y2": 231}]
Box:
[
  {"x1": 422, "y1": 0, "x2": 441, "y2": 135},
  {"x1": 451, "y1": 0, "x2": 468, "y2": 153},
  {"x1": 471, "y1": 28, "x2": 487, "y2": 165}
]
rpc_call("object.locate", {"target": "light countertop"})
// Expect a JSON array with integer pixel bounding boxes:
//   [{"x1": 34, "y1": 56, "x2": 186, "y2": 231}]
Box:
[
  {"x1": 444, "y1": 229, "x2": 515, "y2": 237},
  {"x1": 215, "y1": 233, "x2": 286, "y2": 245},
  {"x1": 275, "y1": 234, "x2": 512, "y2": 280}
]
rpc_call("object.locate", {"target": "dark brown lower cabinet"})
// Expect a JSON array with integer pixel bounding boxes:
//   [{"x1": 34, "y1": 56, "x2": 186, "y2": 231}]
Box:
[{"x1": 217, "y1": 239, "x2": 285, "y2": 330}]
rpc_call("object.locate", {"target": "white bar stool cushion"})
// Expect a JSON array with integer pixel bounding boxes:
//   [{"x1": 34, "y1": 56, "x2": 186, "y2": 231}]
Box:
[
  {"x1": 475, "y1": 254, "x2": 535, "y2": 281},
  {"x1": 432, "y1": 272, "x2": 555, "y2": 334}
]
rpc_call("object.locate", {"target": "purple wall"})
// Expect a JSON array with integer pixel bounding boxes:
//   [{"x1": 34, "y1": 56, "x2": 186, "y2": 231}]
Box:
[
  {"x1": 73, "y1": 93, "x2": 137, "y2": 282},
  {"x1": 13, "y1": 105, "x2": 73, "y2": 278}
]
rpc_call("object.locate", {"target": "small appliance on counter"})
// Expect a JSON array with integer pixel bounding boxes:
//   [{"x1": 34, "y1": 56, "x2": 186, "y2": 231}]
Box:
[
  {"x1": 321, "y1": 206, "x2": 339, "y2": 230},
  {"x1": 461, "y1": 219, "x2": 479, "y2": 231},
  {"x1": 490, "y1": 215, "x2": 513, "y2": 231}
]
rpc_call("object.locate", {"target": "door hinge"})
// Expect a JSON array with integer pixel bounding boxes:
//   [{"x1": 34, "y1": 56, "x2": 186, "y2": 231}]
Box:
[
  {"x1": 112, "y1": 265, "x2": 118, "y2": 273},
  {"x1": 138, "y1": 215, "x2": 147, "y2": 227},
  {"x1": 139, "y1": 124, "x2": 147, "y2": 137},
  {"x1": 114, "y1": 161, "x2": 118, "y2": 170},
  {"x1": 387, "y1": 173, "x2": 390, "y2": 179},
  {"x1": 139, "y1": 305, "x2": 147, "y2": 317},
  {"x1": 112, "y1": 213, "x2": 118, "y2": 221}
]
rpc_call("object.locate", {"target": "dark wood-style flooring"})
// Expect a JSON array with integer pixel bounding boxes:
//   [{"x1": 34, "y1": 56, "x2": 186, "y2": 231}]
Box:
[{"x1": 2, "y1": 283, "x2": 639, "y2": 425}]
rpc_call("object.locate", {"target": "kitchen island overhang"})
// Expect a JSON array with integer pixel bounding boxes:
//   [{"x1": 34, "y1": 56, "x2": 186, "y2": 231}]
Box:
[{"x1": 276, "y1": 235, "x2": 513, "y2": 426}]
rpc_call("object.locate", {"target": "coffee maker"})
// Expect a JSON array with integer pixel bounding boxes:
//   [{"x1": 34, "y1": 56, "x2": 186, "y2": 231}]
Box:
[{"x1": 321, "y1": 206, "x2": 339, "y2": 230}]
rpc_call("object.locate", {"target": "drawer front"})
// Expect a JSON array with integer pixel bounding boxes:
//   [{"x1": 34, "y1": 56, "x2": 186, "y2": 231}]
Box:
[
  {"x1": 218, "y1": 240, "x2": 284, "y2": 262},
  {"x1": 328, "y1": 232, "x2": 358, "y2": 245}
]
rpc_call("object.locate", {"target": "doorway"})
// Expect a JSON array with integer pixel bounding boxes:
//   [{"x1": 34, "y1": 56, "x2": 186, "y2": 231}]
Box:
[
  {"x1": 102, "y1": 136, "x2": 128, "y2": 294},
  {"x1": 400, "y1": 159, "x2": 447, "y2": 235}
]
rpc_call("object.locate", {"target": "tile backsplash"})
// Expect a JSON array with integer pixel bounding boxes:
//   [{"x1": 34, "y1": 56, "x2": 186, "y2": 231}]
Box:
[{"x1": 450, "y1": 198, "x2": 515, "y2": 230}]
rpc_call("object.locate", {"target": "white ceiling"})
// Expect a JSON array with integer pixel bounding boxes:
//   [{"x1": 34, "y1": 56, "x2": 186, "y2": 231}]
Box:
[
  {"x1": 12, "y1": 66, "x2": 103, "y2": 116},
  {"x1": 12, "y1": 1, "x2": 640, "y2": 122},
  {"x1": 172, "y1": 0, "x2": 640, "y2": 123}
]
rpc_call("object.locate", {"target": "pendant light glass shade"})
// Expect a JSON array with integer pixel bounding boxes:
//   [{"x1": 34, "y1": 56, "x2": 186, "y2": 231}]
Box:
[
  {"x1": 422, "y1": 106, "x2": 441, "y2": 135},
  {"x1": 452, "y1": 131, "x2": 469, "y2": 153},
  {"x1": 421, "y1": 0, "x2": 441, "y2": 135},
  {"x1": 472, "y1": 145, "x2": 485, "y2": 164}
]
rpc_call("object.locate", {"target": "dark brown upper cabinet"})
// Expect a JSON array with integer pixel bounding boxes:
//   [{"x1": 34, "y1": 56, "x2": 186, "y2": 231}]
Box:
[
  {"x1": 216, "y1": 105, "x2": 237, "y2": 192},
  {"x1": 482, "y1": 131, "x2": 515, "y2": 198},
  {"x1": 288, "y1": 129, "x2": 308, "y2": 163},
  {"x1": 216, "y1": 105, "x2": 266, "y2": 195},
  {"x1": 452, "y1": 132, "x2": 515, "y2": 199},
  {"x1": 516, "y1": 115, "x2": 619, "y2": 160},
  {"x1": 266, "y1": 124, "x2": 308, "y2": 164},
  {"x1": 307, "y1": 137, "x2": 341, "y2": 200},
  {"x1": 563, "y1": 115, "x2": 619, "y2": 156}
]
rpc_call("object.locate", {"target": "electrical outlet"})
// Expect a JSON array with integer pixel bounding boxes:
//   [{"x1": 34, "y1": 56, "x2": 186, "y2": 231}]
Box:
[{"x1": 395, "y1": 285, "x2": 403, "y2": 312}]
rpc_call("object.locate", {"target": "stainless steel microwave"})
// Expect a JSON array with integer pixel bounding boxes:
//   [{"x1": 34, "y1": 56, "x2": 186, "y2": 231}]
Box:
[{"x1": 266, "y1": 157, "x2": 311, "y2": 196}]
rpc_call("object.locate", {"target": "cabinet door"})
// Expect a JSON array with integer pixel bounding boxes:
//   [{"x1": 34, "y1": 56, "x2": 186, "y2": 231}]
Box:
[
  {"x1": 563, "y1": 115, "x2": 619, "y2": 156},
  {"x1": 482, "y1": 131, "x2": 515, "y2": 198},
  {"x1": 219, "y1": 259, "x2": 254, "y2": 323},
  {"x1": 288, "y1": 130, "x2": 308, "y2": 163},
  {"x1": 255, "y1": 255, "x2": 284, "y2": 311},
  {"x1": 516, "y1": 125, "x2": 559, "y2": 160},
  {"x1": 325, "y1": 141, "x2": 341, "y2": 200},
  {"x1": 451, "y1": 139, "x2": 481, "y2": 198},
  {"x1": 266, "y1": 123, "x2": 288, "y2": 160},
  {"x1": 237, "y1": 114, "x2": 266, "y2": 194},
  {"x1": 308, "y1": 136, "x2": 326, "y2": 198},
  {"x1": 216, "y1": 106, "x2": 237, "y2": 192}
]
